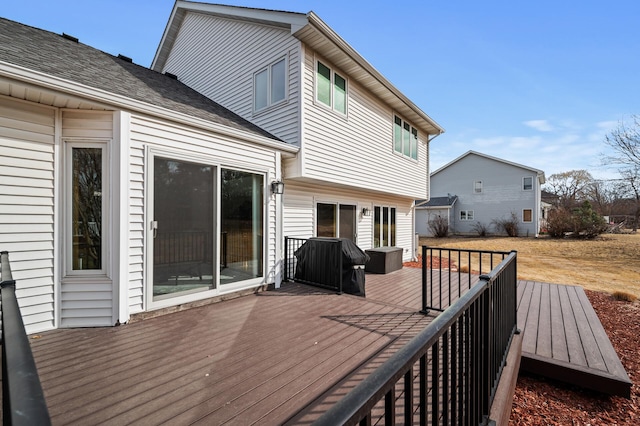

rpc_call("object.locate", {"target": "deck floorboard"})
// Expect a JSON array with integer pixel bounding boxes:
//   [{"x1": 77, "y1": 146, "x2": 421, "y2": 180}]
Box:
[{"x1": 23, "y1": 267, "x2": 631, "y2": 425}]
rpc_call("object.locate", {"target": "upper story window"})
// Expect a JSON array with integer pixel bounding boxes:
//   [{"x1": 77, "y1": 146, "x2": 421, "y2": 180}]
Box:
[
  {"x1": 474, "y1": 180, "x2": 483, "y2": 193},
  {"x1": 393, "y1": 115, "x2": 418, "y2": 160},
  {"x1": 254, "y1": 57, "x2": 286, "y2": 112},
  {"x1": 523, "y1": 176, "x2": 533, "y2": 191},
  {"x1": 316, "y1": 60, "x2": 347, "y2": 115}
]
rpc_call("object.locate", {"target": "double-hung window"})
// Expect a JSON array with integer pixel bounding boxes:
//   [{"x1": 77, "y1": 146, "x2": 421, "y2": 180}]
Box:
[
  {"x1": 523, "y1": 176, "x2": 533, "y2": 191},
  {"x1": 254, "y1": 57, "x2": 286, "y2": 112},
  {"x1": 393, "y1": 115, "x2": 418, "y2": 160},
  {"x1": 474, "y1": 180, "x2": 483, "y2": 193},
  {"x1": 316, "y1": 60, "x2": 347, "y2": 115}
]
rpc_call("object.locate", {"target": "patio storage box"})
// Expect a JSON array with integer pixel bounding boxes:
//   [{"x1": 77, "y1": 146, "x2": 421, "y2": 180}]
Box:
[
  {"x1": 294, "y1": 238, "x2": 369, "y2": 296},
  {"x1": 365, "y1": 247, "x2": 403, "y2": 274}
]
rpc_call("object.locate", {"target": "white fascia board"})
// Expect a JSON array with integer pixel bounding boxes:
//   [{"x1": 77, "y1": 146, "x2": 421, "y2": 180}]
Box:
[
  {"x1": 0, "y1": 61, "x2": 299, "y2": 156},
  {"x1": 304, "y1": 12, "x2": 444, "y2": 135}
]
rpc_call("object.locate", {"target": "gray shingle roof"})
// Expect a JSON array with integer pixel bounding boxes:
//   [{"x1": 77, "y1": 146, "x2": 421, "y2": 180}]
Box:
[
  {"x1": 0, "y1": 17, "x2": 280, "y2": 141},
  {"x1": 415, "y1": 195, "x2": 458, "y2": 208}
]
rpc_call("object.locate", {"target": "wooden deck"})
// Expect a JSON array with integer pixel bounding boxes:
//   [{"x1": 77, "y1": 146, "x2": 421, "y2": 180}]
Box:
[
  {"x1": 23, "y1": 268, "x2": 631, "y2": 424},
  {"x1": 517, "y1": 280, "x2": 632, "y2": 397}
]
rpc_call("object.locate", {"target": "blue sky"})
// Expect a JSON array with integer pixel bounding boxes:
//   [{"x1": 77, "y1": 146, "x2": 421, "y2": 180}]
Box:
[{"x1": 2, "y1": 0, "x2": 639, "y2": 181}]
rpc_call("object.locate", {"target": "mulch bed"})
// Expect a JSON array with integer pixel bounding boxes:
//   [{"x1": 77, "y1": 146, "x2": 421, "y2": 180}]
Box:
[
  {"x1": 510, "y1": 290, "x2": 639, "y2": 425},
  {"x1": 401, "y1": 258, "x2": 639, "y2": 425}
]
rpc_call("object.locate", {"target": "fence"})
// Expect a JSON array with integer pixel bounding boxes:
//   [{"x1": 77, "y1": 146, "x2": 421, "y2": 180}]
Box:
[
  {"x1": 421, "y1": 246, "x2": 512, "y2": 312},
  {"x1": 314, "y1": 250, "x2": 518, "y2": 425},
  {"x1": 284, "y1": 237, "x2": 343, "y2": 293},
  {"x1": 1, "y1": 251, "x2": 51, "y2": 425}
]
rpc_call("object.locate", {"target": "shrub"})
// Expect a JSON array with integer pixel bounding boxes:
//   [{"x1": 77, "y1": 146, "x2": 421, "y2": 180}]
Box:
[
  {"x1": 546, "y1": 208, "x2": 574, "y2": 238},
  {"x1": 612, "y1": 291, "x2": 637, "y2": 302},
  {"x1": 472, "y1": 221, "x2": 489, "y2": 237},
  {"x1": 491, "y1": 212, "x2": 519, "y2": 237},
  {"x1": 573, "y1": 201, "x2": 607, "y2": 238},
  {"x1": 427, "y1": 215, "x2": 449, "y2": 238}
]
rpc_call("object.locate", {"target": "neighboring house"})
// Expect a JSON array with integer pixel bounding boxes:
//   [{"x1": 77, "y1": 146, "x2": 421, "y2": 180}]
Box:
[
  {"x1": 415, "y1": 195, "x2": 458, "y2": 237},
  {"x1": 152, "y1": 2, "x2": 443, "y2": 258},
  {"x1": 430, "y1": 151, "x2": 545, "y2": 237},
  {"x1": 0, "y1": 3, "x2": 443, "y2": 333}
]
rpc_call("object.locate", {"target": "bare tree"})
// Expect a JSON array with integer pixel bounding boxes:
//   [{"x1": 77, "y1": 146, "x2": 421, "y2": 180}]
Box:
[
  {"x1": 603, "y1": 115, "x2": 640, "y2": 231},
  {"x1": 544, "y1": 170, "x2": 594, "y2": 209}
]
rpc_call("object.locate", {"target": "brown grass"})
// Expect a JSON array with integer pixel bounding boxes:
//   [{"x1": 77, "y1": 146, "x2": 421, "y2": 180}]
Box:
[{"x1": 420, "y1": 233, "x2": 640, "y2": 298}]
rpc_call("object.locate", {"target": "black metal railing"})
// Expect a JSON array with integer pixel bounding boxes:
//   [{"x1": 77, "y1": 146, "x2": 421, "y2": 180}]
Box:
[
  {"x1": 314, "y1": 250, "x2": 518, "y2": 425},
  {"x1": 284, "y1": 237, "x2": 343, "y2": 293},
  {"x1": 1, "y1": 251, "x2": 51, "y2": 425},
  {"x1": 422, "y1": 246, "x2": 512, "y2": 312}
]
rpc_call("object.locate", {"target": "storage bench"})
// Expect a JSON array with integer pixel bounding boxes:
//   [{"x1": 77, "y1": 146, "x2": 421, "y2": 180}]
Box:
[{"x1": 365, "y1": 247, "x2": 403, "y2": 274}]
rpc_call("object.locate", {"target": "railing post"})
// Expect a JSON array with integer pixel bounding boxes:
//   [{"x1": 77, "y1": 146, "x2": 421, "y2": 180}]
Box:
[
  {"x1": 1, "y1": 251, "x2": 51, "y2": 425},
  {"x1": 284, "y1": 237, "x2": 289, "y2": 282}
]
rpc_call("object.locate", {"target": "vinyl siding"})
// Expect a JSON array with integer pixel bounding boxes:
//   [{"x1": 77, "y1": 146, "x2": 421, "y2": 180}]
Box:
[
  {"x1": 60, "y1": 110, "x2": 115, "y2": 328},
  {"x1": 283, "y1": 181, "x2": 416, "y2": 261},
  {"x1": 298, "y1": 50, "x2": 429, "y2": 199},
  {"x1": 160, "y1": 12, "x2": 301, "y2": 145},
  {"x1": 0, "y1": 97, "x2": 55, "y2": 333},
  {"x1": 128, "y1": 114, "x2": 278, "y2": 314},
  {"x1": 431, "y1": 154, "x2": 540, "y2": 237}
]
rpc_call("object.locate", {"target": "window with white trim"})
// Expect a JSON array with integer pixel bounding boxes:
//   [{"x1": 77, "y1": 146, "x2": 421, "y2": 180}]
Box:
[
  {"x1": 523, "y1": 176, "x2": 533, "y2": 191},
  {"x1": 523, "y1": 209, "x2": 533, "y2": 223},
  {"x1": 254, "y1": 57, "x2": 286, "y2": 112},
  {"x1": 460, "y1": 210, "x2": 474, "y2": 221},
  {"x1": 66, "y1": 142, "x2": 108, "y2": 275},
  {"x1": 374, "y1": 206, "x2": 396, "y2": 247},
  {"x1": 316, "y1": 60, "x2": 347, "y2": 114},
  {"x1": 393, "y1": 115, "x2": 418, "y2": 160},
  {"x1": 474, "y1": 180, "x2": 483, "y2": 193}
]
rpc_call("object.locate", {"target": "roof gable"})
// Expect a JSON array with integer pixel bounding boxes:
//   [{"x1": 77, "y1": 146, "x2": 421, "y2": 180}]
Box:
[
  {"x1": 152, "y1": 1, "x2": 444, "y2": 136},
  {"x1": 432, "y1": 150, "x2": 546, "y2": 183}
]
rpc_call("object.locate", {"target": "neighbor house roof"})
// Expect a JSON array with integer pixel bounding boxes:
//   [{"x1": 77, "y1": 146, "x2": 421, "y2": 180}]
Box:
[
  {"x1": 0, "y1": 17, "x2": 297, "y2": 153},
  {"x1": 152, "y1": 1, "x2": 445, "y2": 136},
  {"x1": 416, "y1": 195, "x2": 458, "y2": 208},
  {"x1": 431, "y1": 150, "x2": 546, "y2": 183}
]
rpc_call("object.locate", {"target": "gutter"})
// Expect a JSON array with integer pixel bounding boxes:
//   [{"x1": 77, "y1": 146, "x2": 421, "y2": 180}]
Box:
[{"x1": 0, "y1": 61, "x2": 299, "y2": 156}]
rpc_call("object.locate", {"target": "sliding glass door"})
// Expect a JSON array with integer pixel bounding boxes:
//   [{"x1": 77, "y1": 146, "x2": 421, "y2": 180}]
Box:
[{"x1": 152, "y1": 157, "x2": 215, "y2": 300}]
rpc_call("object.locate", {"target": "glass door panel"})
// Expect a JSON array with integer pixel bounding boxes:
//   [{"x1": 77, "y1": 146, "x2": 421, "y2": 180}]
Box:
[
  {"x1": 153, "y1": 157, "x2": 215, "y2": 300},
  {"x1": 220, "y1": 169, "x2": 264, "y2": 284},
  {"x1": 339, "y1": 204, "x2": 356, "y2": 241}
]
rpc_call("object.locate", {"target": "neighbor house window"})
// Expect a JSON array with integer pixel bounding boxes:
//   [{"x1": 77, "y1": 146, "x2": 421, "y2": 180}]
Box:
[
  {"x1": 523, "y1": 176, "x2": 533, "y2": 191},
  {"x1": 393, "y1": 115, "x2": 418, "y2": 160},
  {"x1": 460, "y1": 210, "x2": 474, "y2": 221},
  {"x1": 254, "y1": 57, "x2": 286, "y2": 111},
  {"x1": 523, "y1": 209, "x2": 533, "y2": 223},
  {"x1": 316, "y1": 60, "x2": 347, "y2": 114},
  {"x1": 474, "y1": 181, "x2": 483, "y2": 193},
  {"x1": 374, "y1": 206, "x2": 396, "y2": 247}
]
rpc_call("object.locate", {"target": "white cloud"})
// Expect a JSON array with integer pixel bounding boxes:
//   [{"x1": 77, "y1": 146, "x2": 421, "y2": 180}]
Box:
[{"x1": 523, "y1": 119, "x2": 554, "y2": 132}]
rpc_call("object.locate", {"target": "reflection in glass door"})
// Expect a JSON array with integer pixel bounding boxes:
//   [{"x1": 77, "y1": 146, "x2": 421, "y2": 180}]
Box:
[
  {"x1": 339, "y1": 204, "x2": 356, "y2": 241},
  {"x1": 153, "y1": 157, "x2": 215, "y2": 300}
]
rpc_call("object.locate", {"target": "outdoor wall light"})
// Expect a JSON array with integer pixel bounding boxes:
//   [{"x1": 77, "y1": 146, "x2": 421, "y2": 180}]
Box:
[
  {"x1": 361, "y1": 207, "x2": 371, "y2": 217},
  {"x1": 271, "y1": 180, "x2": 285, "y2": 195}
]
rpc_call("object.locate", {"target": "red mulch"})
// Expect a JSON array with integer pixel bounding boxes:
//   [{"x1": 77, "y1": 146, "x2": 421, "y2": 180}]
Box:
[
  {"x1": 401, "y1": 259, "x2": 639, "y2": 425},
  {"x1": 510, "y1": 290, "x2": 639, "y2": 425},
  {"x1": 402, "y1": 256, "x2": 456, "y2": 270}
]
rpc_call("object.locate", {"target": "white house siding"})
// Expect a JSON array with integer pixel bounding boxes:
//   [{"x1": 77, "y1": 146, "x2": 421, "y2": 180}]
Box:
[
  {"x1": 283, "y1": 181, "x2": 416, "y2": 261},
  {"x1": 60, "y1": 110, "x2": 116, "y2": 328},
  {"x1": 160, "y1": 12, "x2": 301, "y2": 145},
  {"x1": 297, "y1": 50, "x2": 429, "y2": 200},
  {"x1": 0, "y1": 97, "x2": 56, "y2": 333},
  {"x1": 128, "y1": 114, "x2": 279, "y2": 314},
  {"x1": 431, "y1": 154, "x2": 539, "y2": 237}
]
